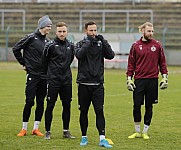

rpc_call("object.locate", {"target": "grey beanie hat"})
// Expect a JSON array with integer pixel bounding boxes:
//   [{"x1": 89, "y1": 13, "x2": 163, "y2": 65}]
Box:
[{"x1": 38, "y1": 15, "x2": 52, "y2": 29}]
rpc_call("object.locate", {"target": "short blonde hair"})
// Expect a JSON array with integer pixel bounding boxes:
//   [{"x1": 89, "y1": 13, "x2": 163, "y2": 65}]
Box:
[
  {"x1": 56, "y1": 22, "x2": 67, "y2": 27},
  {"x1": 138, "y1": 22, "x2": 153, "y2": 32}
]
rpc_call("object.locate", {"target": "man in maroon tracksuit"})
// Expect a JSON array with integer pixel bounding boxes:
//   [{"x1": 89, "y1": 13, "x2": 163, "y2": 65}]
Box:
[{"x1": 126, "y1": 22, "x2": 168, "y2": 140}]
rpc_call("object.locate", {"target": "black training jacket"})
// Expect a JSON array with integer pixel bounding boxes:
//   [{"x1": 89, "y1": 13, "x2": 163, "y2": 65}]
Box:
[
  {"x1": 12, "y1": 30, "x2": 50, "y2": 79},
  {"x1": 42, "y1": 37, "x2": 74, "y2": 85},
  {"x1": 75, "y1": 36, "x2": 115, "y2": 84}
]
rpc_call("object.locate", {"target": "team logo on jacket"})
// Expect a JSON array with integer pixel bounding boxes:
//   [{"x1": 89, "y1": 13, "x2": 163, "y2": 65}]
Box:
[
  {"x1": 97, "y1": 41, "x2": 102, "y2": 47},
  {"x1": 139, "y1": 45, "x2": 142, "y2": 50},
  {"x1": 151, "y1": 45, "x2": 156, "y2": 51}
]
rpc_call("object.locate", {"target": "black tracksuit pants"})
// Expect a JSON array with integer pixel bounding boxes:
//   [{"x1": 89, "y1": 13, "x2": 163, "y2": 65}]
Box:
[
  {"x1": 23, "y1": 74, "x2": 47, "y2": 122},
  {"x1": 45, "y1": 83, "x2": 72, "y2": 131},
  {"x1": 78, "y1": 83, "x2": 105, "y2": 136}
]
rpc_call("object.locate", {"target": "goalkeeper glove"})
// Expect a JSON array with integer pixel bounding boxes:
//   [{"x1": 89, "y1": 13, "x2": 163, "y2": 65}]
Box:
[
  {"x1": 127, "y1": 76, "x2": 136, "y2": 91},
  {"x1": 159, "y1": 74, "x2": 168, "y2": 90}
]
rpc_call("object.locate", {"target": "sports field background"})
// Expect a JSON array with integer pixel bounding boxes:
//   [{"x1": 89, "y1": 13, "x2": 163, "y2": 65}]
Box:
[{"x1": 0, "y1": 62, "x2": 181, "y2": 150}]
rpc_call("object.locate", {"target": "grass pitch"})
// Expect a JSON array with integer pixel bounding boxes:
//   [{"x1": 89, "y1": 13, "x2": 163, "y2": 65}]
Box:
[{"x1": 0, "y1": 62, "x2": 181, "y2": 150}]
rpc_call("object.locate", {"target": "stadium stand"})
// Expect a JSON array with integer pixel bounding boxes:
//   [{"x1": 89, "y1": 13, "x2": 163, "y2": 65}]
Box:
[{"x1": 0, "y1": 1, "x2": 181, "y2": 65}]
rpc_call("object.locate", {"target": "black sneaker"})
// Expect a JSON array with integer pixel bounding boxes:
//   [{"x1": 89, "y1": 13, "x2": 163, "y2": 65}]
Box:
[
  {"x1": 44, "y1": 131, "x2": 51, "y2": 140},
  {"x1": 63, "y1": 131, "x2": 75, "y2": 139}
]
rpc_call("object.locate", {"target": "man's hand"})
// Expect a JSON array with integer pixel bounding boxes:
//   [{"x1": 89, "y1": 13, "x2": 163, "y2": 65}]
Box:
[
  {"x1": 96, "y1": 34, "x2": 104, "y2": 41},
  {"x1": 82, "y1": 39, "x2": 91, "y2": 48},
  {"x1": 160, "y1": 74, "x2": 168, "y2": 90},
  {"x1": 22, "y1": 66, "x2": 26, "y2": 71},
  {"x1": 127, "y1": 76, "x2": 136, "y2": 91}
]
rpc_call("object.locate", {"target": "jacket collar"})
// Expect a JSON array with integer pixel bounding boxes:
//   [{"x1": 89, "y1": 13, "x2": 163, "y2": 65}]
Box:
[
  {"x1": 35, "y1": 29, "x2": 46, "y2": 38},
  {"x1": 54, "y1": 37, "x2": 67, "y2": 44}
]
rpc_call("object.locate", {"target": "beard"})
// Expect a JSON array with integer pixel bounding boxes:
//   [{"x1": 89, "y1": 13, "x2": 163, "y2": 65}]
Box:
[{"x1": 143, "y1": 33, "x2": 152, "y2": 41}]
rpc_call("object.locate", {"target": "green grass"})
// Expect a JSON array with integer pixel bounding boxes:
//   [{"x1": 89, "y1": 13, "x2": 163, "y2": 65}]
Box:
[{"x1": 0, "y1": 62, "x2": 181, "y2": 150}]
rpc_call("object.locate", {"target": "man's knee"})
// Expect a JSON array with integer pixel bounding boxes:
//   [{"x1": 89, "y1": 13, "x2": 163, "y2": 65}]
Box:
[
  {"x1": 133, "y1": 105, "x2": 141, "y2": 113},
  {"x1": 36, "y1": 99, "x2": 44, "y2": 107},
  {"x1": 25, "y1": 99, "x2": 34, "y2": 107},
  {"x1": 46, "y1": 100, "x2": 56, "y2": 110},
  {"x1": 62, "y1": 100, "x2": 71, "y2": 108},
  {"x1": 94, "y1": 107, "x2": 104, "y2": 117},
  {"x1": 145, "y1": 105, "x2": 153, "y2": 111}
]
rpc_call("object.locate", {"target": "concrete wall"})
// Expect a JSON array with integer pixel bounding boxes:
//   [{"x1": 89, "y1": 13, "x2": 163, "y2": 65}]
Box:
[
  {"x1": 1, "y1": 33, "x2": 180, "y2": 68},
  {"x1": 165, "y1": 50, "x2": 181, "y2": 66}
]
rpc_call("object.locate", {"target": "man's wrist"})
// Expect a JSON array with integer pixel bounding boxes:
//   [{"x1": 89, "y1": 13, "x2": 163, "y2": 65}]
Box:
[
  {"x1": 162, "y1": 74, "x2": 168, "y2": 78},
  {"x1": 127, "y1": 76, "x2": 132, "y2": 80}
]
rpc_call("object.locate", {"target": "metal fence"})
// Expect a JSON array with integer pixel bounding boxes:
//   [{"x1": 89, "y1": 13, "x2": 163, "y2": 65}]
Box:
[
  {"x1": 79, "y1": 9, "x2": 153, "y2": 32},
  {"x1": 0, "y1": 9, "x2": 26, "y2": 31}
]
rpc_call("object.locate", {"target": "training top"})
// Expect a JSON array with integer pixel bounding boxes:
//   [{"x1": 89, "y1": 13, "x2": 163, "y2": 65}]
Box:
[
  {"x1": 126, "y1": 37, "x2": 168, "y2": 79},
  {"x1": 12, "y1": 30, "x2": 49, "y2": 79},
  {"x1": 75, "y1": 36, "x2": 115, "y2": 84},
  {"x1": 42, "y1": 37, "x2": 74, "y2": 85}
]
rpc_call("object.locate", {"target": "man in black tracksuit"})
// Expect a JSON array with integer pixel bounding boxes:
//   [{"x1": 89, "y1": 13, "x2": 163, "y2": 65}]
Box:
[
  {"x1": 42, "y1": 22, "x2": 75, "y2": 140},
  {"x1": 12, "y1": 15, "x2": 52, "y2": 137},
  {"x1": 75, "y1": 21, "x2": 115, "y2": 148}
]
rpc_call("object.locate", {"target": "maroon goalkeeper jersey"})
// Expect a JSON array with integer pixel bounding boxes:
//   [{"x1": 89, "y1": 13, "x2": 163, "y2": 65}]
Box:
[{"x1": 126, "y1": 37, "x2": 168, "y2": 79}]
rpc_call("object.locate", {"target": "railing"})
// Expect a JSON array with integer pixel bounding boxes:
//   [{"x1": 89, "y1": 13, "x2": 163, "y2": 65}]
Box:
[
  {"x1": 0, "y1": 9, "x2": 26, "y2": 31},
  {"x1": 79, "y1": 9, "x2": 153, "y2": 32}
]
